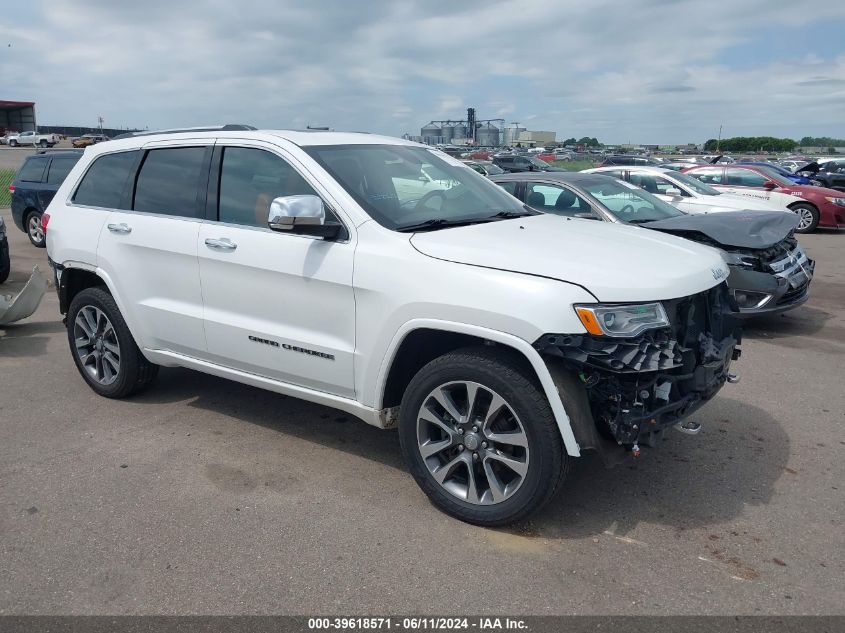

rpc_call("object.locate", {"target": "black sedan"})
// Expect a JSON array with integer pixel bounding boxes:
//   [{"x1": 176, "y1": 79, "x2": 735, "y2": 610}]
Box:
[{"x1": 488, "y1": 171, "x2": 814, "y2": 317}]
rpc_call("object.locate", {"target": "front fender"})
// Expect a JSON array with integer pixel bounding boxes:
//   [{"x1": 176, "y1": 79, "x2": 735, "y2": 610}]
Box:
[{"x1": 373, "y1": 318, "x2": 582, "y2": 457}]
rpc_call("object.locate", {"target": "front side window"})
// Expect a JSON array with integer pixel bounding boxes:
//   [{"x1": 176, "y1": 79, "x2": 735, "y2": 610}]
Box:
[
  {"x1": 47, "y1": 157, "x2": 79, "y2": 184},
  {"x1": 629, "y1": 173, "x2": 689, "y2": 196},
  {"x1": 579, "y1": 178, "x2": 683, "y2": 223},
  {"x1": 725, "y1": 168, "x2": 768, "y2": 187},
  {"x1": 305, "y1": 144, "x2": 528, "y2": 231},
  {"x1": 525, "y1": 182, "x2": 591, "y2": 217},
  {"x1": 17, "y1": 157, "x2": 48, "y2": 182},
  {"x1": 687, "y1": 167, "x2": 724, "y2": 184},
  {"x1": 73, "y1": 150, "x2": 139, "y2": 208},
  {"x1": 218, "y1": 147, "x2": 318, "y2": 227},
  {"x1": 133, "y1": 147, "x2": 206, "y2": 217},
  {"x1": 670, "y1": 171, "x2": 721, "y2": 196}
]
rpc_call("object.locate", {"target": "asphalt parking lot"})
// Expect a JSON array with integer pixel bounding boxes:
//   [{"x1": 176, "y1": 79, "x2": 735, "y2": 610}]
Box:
[{"x1": 1, "y1": 193, "x2": 844, "y2": 614}]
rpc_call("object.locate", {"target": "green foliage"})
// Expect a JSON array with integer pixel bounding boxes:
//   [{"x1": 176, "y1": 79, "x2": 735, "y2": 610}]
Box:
[
  {"x1": 0, "y1": 169, "x2": 14, "y2": 207},
  {"x1": 799, "y1": 137, "x2": 845, "y2": 147},
  {"x1": 562, "y1": 137, "x2": 577, "y2": 146},
  {"x1": 562, "y1": 137, "x2": 601, "y2": 147},
  {"x1": 702, "y1": 136, "x2": 797, "y2": 152}
]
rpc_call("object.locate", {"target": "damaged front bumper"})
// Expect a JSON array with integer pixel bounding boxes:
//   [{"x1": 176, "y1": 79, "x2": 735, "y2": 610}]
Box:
[
  {"x1": 536, "y1": 284, "x2": 742, "y2": 457},
  {"x1": 0, "y1": 265, "x2": 49, "y2": 325},
  {"x1": 726, "y1": 242, "x2": 815, "y2": 316}
]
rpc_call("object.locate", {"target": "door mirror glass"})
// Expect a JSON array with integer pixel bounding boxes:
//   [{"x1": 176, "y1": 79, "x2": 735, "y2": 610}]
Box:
[
  {"x1": 763, "y1": 181, "x2": 777, "y2": 190},
  {"x1": 269, "y1": 195, "x2": 325, "y2": 230}
]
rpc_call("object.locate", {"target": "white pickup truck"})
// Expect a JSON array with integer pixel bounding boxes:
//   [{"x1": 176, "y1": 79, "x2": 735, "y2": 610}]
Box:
[{"x1": 6, "y1": 130, "x2": 60, "y2": 148}]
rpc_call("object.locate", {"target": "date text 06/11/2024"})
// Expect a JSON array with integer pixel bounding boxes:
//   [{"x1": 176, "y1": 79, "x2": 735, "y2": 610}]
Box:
[{"x1": 307, "y1": 617, "x2": 528, "y2": 630}]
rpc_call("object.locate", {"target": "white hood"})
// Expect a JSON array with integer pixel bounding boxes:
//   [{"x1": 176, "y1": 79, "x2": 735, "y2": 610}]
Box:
[{"x1": 410, "y1": 214, "x2": 729, "y2": 302}]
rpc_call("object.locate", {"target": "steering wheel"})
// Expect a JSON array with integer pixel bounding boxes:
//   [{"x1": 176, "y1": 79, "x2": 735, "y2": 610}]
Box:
[
  {"x1": 413, "y1": 190, "x2": 447, "y2": 213},
  {"x1": 619, "y1": 204, "x2": 635, "y2": 214}
]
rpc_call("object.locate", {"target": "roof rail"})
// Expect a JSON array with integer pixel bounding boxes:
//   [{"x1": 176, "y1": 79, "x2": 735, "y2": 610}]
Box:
[
  {"x1": 36, "y1": 148, "x2": 85, "y2": 155},
  {"x1": 111, "y1": 124, "x2": 257, "y2": 140}
]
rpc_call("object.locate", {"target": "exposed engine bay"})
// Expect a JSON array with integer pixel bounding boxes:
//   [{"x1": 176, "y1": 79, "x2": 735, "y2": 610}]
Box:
[{"x1": 536, "y1": 284, "x2": 742, "y2": 451}]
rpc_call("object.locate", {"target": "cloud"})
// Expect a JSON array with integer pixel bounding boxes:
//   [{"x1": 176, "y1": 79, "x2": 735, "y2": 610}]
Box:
[{"x1": 2, "y1": 0, "x2": 844, "y2": 142}]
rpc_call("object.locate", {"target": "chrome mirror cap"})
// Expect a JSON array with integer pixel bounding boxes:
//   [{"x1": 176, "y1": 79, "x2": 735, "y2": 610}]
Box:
[{"x1": 268, "y1": 195, "x2": 325, "y2": 231}]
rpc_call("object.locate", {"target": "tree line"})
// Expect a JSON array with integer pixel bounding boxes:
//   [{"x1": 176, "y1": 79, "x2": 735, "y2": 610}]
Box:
[{"x1": 702, "y1": 137, "x2": 798, "y2": 152}]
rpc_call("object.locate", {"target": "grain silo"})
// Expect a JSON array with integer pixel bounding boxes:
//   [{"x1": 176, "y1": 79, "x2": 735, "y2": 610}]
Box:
[{"x1": 475, "y1": 122, "x2": 500, "y2": 147}]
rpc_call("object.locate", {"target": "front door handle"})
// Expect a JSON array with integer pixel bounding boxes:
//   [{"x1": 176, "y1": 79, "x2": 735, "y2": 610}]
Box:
[
  {"x1": 204, "y1": 237, "x2": 237, "y2": 251},
  {"x1": 107, "y1": 223, "x2": 132, "y2": 234}
]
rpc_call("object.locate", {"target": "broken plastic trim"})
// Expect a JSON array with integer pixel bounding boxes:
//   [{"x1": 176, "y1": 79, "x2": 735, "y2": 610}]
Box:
[{"x1": 0, "y1": 265, "x2": 48, "y2": 325}]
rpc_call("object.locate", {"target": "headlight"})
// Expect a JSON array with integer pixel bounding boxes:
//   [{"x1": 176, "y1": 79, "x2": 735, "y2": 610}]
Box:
[
  {"x1": 721, "y1": 250, "x2": 758, "y2": 268},
  {"x1": 574, "y1": 302, "x2": 669, "y2": 337},
  {"x1": 824, "y1": 196, "x2": 845, "y2": 207}
]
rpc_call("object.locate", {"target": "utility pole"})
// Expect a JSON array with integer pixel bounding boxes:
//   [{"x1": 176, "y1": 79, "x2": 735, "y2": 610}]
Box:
[{"x1": 716, "y1": 124, "x2": 722, "y2": 152}]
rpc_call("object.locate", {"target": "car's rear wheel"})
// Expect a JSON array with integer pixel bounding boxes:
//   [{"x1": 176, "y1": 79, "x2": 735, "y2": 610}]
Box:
[
  {"x1": 38, "y1": 140, "x2": 47, "y2": 148},
  {"x1": 790, "y1": 203, "x2": 819, "y2": 233},
  {"x1": 67, "y1": 287, "x2": 158, "y2": 398},
  {"x1": 24, "y1": 210, "x2": 45, "y2": 248},
  {"x1": 9, "y1": 139, "x2": 17, "y2": 147},
  {"x1": 0, "y1": 237, "x2": 10, "y2": 284},
  {"x1": 399, "y1": 347, "x2": 567, "y2": 526}
]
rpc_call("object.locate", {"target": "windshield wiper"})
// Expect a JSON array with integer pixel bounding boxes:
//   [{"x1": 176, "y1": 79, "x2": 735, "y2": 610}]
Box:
[
  {"x1": 487, "y1": 210, "x2": 534, "y2": 219},
  {"x1": 396, "y1": 218, "x2": 491, "y2": 233},
  {"x1": 626, "y1": 218, "x2": 659, "y2": 224}
]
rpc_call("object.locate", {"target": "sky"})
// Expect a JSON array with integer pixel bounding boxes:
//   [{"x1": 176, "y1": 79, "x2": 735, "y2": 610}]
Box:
[{"x1": 2, "y1": 0, "x2": 845, "y2": 144}]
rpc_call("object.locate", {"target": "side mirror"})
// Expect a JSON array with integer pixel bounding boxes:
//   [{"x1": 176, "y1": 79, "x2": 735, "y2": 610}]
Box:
[
  {"x1": 268, "y1": 195, "x2": 341, "y2": 239},
  {"x1": 665, "y1": 188, "x2": 683, "y2": 198},
  {"x1": 528, "y1": 164, "x2": 536, "y2": 171},
  {"x1": 763, "y1": 181, "x2": 777, "y2": 190}
]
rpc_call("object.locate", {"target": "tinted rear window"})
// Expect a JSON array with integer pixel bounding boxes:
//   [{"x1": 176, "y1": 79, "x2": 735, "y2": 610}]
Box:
[
  {"x1": 133, "y1": 147, "x2": 206, "y2": 217},
  {"x1": 73, "y1": 151, "x2": 139, "y2": 208},
  {"x1": 47, "y1": 156, "x2": 80, "y2": 184},
  {"x1": 17, "y1": 157, "x2": 48, "y2": 182}
]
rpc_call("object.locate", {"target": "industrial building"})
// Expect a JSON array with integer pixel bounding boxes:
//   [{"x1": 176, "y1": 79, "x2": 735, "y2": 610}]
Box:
[
  {"x1": 0, "y1": 99, "x2": 36, "y2": 134},
  {"x1": 418, "y1": 109, "x2": 555, "y2": 148}
]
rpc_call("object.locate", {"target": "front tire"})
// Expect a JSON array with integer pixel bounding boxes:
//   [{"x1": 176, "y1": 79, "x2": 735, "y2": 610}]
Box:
[
  {"x1": 67, "y1": 287, "x2": 158, "y2": 398},
  {"x1": 9, "y1": 139, "x2": 17, "y2": 147},
  {"x1": 25, "y1": 210, "x2": 45, "y2": 248},
  {"x1": 790, "y1": 202, "x2": 819, "y2": 233},
  {"x1": 399, "y1": 347, "x2": 567, "y2": 526},
  {"x1": 38, "y1": 140, "x2": 48, "y2": 148}
]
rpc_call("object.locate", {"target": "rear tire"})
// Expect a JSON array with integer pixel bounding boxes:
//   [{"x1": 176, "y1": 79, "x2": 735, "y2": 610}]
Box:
[
  {"x1": 38, "y1": 140, "x2": 48, "y2": 148},
  {"x1": 25, "y1": 210, "x2": 46, "y2": 248},
  {"x1": 67, "y1": 287, "x2": 158, "y2": 398},
  {"x1": 9, "y1": 139, "x2": 17, "y2": 147},
  {"x1": 399, "y1": 346, "x2": 568, "y2": 526},
  {"x1": 790, "y1": 203, "x2": 819, "y2": 233},
  {"x1": 0, "y1": 237, "x2": 10, "y2": 284}
]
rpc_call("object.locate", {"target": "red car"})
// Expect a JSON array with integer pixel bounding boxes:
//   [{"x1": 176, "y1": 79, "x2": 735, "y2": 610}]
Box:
[
  {"x1": 469, "y1": 149, "x2": 491, "y2": 160},
  {"x1": 681, "y1": 164, "x2": 845, "y2": 233},
  {"x1": 535, "y1": 152, "x2": 557, "y2": 162}
]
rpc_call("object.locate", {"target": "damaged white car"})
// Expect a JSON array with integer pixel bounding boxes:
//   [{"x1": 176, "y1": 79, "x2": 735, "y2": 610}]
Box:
[{"x1": 46, "y1": 128, "x2": 742, "y2": 525}]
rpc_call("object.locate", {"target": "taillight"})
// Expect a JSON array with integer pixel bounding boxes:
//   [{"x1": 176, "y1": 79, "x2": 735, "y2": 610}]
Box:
[
  {"x1": 41, "y1": 213, "x2": 50, "y2": 236},
  {"x1": 7, "y1": 184, "x2": 14, "y2": 193}
]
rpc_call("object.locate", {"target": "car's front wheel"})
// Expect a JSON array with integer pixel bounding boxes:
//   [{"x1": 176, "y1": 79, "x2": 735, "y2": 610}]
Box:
[
  {"x1": 399, "y1": 347, "x2": 567, "y2": 526},
  {"x1": 24, "y1": 210, "x2": 45, "y2": 248},
  {"x1": 790, "y1": 202, "x2": 819, "y2": 233},
  {"x1": 67, "y1": 287, "x2": 158, "y2": 398},
  {"x1": 0, "y1": 237, "x2": 10, "y2": 284}
]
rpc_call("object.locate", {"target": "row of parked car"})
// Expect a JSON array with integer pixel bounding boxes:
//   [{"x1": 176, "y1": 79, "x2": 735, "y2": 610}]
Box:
[
  {"x1": 0, "y1": 131, "x2": 111, "y2": 148},
  {"x1": 2, "y1": 128, "x2": 831, "y2": 526}
]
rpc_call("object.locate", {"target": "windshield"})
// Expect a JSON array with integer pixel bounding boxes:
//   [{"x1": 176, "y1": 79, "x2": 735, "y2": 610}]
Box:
[
  {"x1": 580, "y1": 178, "x2": 683, "y2": 222},
  {"x1": 755, "y1": 166, "x2": 793, "y2": 187},
  {"x1": 528, "y1": 157, "x2": 550, "y2": 169},
  {"x1": 305, "y1": 144, "x2": 530, "y2": 231},
  {"x1": 670, "y1": 171, "x2": 721, "y2": 196}
]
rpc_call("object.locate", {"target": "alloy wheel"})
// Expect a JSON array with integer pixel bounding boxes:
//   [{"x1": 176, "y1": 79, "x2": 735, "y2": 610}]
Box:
[
  {"x1": 795, "y1": 207, "x2": 814, "y2": 231},
  {"x1": 73, "y1": 305, "x2": 121, "y2": 385},
  {"x1": 416, "y1": 381, "x2": 529, "y2": 505},
  {"x1": 28, "y1": 215, "x2": 44, "y2": 244}
]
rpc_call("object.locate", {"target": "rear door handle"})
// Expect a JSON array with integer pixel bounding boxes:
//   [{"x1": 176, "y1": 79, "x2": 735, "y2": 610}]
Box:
[
  {"x1": 107, "y1": 223, "x2": 132, "y2": 234},
  {"x1": 204, "y1": 237, "x2": 237, "y2": 251}
]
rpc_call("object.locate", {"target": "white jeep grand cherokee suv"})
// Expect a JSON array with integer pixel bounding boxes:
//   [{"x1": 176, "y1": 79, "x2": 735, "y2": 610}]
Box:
[{"x1": 45, "y1": 127, "x2": 741, "y2": 525}]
